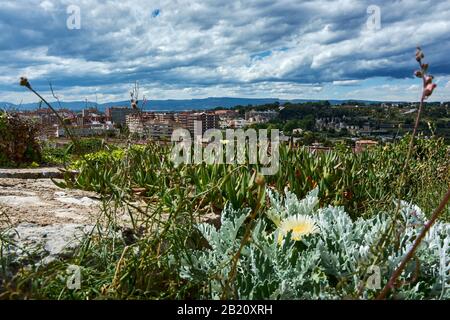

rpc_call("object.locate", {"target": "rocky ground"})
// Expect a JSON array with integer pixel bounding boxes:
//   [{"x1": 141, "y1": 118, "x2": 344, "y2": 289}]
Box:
[
  {"x1": 0, "y1": 168, "x2": 217, "y2": 274},
  {"x1": 0, "y1": 169, "x2": 101, "y2": 268},
  {"x1": 0, "y1": 177, "x2": 99, "y2": 227}
]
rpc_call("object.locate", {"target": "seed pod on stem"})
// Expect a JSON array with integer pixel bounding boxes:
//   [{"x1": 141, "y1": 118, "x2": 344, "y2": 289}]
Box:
[{"x1": 424, "y1": 83, "x2": 437, "y2": 98}]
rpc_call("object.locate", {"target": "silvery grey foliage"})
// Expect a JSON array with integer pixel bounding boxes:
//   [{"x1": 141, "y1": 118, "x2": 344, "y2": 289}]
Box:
[{"x1": 180, "y1": 188, "x2": 449, "y2": 299}]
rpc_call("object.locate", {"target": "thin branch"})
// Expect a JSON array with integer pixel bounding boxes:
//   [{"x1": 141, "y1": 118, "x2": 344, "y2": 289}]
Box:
[{"x1": 377, "y1": 187, "x2": 450, "y2": 299}]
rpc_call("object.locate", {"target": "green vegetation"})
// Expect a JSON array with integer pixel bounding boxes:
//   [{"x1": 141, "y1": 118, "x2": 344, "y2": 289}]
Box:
[
  {"x1": 244, "y1": 101, "x2": 450, "y2": 144},
  {"x1": 0, "y1": 110, "x2": 111, "y2": 168},
  {"x1": 182, "y1": 189, "x2": 449, "y2": 299},
  {"x1": 1, "y1": 136, "x2": 448, "y2": 299},
  {"x1": 62, "y1": 135, "x2": 449, "y2": 218},
  {"x1": 40, "y1": 138, "x2": 111, "y2": 166}
]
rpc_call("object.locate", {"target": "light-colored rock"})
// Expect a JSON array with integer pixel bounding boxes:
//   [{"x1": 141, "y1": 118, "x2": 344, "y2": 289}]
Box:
[
  {"x1": 0, "y1": 167, "x2": 64, "y2": 179},
  {"x1": 0, "y1": 177, "x2": 99, "y2": 226},
  {"x1": 55, "y1": 195, "x2": 99, "y2": 207},
  {"x1": 0, "y1": 195, "x2": 49, "y2": 207},
  {"x1": 0, "y1": 169, "x2": 140, "y2": 271},
  {"x1": 52, "y1": 209, "x2": 85, "y2": 221},
  {"x1": 4, "y1": 222, "x2": 95, "y2": 265}
]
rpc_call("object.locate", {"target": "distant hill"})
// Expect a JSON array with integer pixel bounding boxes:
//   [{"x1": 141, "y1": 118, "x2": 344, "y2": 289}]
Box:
[{"x1": 1, "y1": 97, "x2": 399, "y2": 112}]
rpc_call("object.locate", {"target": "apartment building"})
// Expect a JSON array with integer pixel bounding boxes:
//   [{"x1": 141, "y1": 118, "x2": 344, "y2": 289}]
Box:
[
  {"x1": 174, "y1": 112, "x2": 219, "y2": 134},
  {"x1": 105, "y1": 106, "x2": 136, "y2": 125},
  {"x1": 127, "y1": 111, "x2": 219, "y2": 140}
]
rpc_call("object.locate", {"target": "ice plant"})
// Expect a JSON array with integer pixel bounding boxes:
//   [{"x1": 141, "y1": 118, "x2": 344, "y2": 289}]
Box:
[{"x1": 277, "y1": 214, "x2": 319, "y2": 243}]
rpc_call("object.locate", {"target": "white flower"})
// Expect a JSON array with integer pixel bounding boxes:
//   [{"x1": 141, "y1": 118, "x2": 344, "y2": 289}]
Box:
[{"x1": 277, "y1": 214, "x2": 319, "y2": 243}]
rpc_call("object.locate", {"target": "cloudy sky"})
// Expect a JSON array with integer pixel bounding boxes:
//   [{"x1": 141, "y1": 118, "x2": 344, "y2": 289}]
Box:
[{"x1": 1, "y1": 0, "x2": 449, "y2": 103}]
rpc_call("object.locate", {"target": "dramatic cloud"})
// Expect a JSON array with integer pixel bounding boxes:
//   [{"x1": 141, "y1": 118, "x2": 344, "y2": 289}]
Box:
[{"x1": 0, "y1": 0, "x2": 449, "y2": 103}]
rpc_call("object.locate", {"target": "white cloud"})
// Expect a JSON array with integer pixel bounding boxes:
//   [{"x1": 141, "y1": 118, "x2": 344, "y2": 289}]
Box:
[
  {"x1": 332, "y1": 80, "x2": 361, "y2": 86},
  {"x1": 39, "y1": 1, "x2": 54, "y2": 11},
  {"x1": 445, "y1": 80, "x2": 450, "y2": 90}
]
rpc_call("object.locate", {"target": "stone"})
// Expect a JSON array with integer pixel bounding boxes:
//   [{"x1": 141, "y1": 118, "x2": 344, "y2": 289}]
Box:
[
  {"x1": 0, "y1": 176, "x2": 99, "y2": 226},
  {"x1": 52, "y1": 209, "x2": 85, "y2": 222},
  {"x1": 0, "y1": 168, "x2": 64, "y2": 179},
  {"x1": 0, "y1": 195, "x2": 49, "y2": 207},
  {"x1": 3, "y1": 222, "x2": 95, "y2": 266},
  {"x1": 55, "y1": 195, "x2": 99, "y2": 207}
]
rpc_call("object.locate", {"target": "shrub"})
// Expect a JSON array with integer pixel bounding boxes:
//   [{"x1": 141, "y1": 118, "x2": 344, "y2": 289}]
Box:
[
  {"x1": 0, "y1": 112, "x2": 41, "y2": 167},
  {"x1": 41, "y1": 144, "x2": 70, "y2": 165},
  {"x1": 71, "y1": 138, "x2": 106, "y2": 156}
]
